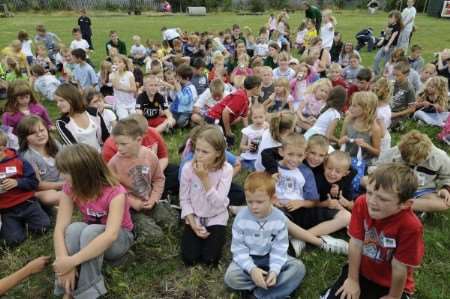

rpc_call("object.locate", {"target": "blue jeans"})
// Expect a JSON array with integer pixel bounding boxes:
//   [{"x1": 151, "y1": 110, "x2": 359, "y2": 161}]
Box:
[
  {"x1": 372, "y1": 47, "x2": 394, "y2": 76},
  {"x1": 224, "y1": 255, "x2": 305, "y2": 299},
  {"x1": 172, "y1": 112, "x2": 191, "y2": 128},
  {"x1": 0, "y1": 199, "x2": 51, "y2": 247}
]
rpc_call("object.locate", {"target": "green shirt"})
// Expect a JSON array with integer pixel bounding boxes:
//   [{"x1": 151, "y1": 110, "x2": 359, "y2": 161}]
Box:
[
  {"x1": 264, "y1": 56, "x2": 278, "y2": 69},
  {"x1": 105, "y1": 39, "x2": 127, "y2": 55},
  {"x1": 305, "y1": 6, "x2": 322, "y2": 22},
  {"x1": 5, "y1": 72, "x2": 28, "y2": 82}
]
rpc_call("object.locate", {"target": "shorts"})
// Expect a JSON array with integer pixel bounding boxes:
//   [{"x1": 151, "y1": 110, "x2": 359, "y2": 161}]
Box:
[
  {"x1": 288, "y1": 206, "x2": 339, "y2": 229},
  {"x1": 147, "y1": 115, "x2": 167, "y2": 128}
]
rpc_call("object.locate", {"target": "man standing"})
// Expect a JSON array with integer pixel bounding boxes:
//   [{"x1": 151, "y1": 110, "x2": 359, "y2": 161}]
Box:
[{"x1": 303, "y1": 2, "x2": 322, "y2": 32}]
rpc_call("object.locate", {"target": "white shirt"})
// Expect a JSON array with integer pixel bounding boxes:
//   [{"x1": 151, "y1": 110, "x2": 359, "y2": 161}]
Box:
[
  {"x1": 101, "y1": 108, "x2": 117, "y2": 133},
  {"x1": 402, "y1": 6, "x2": 416, "y2": 32},
  {"x1": 272, "y1": 67, "x2": 296, "y2": 81},
  {"x1": 70, "y1": 39, "x2": 90, "y2": 51},
  {"x1": 296, "y1": 30, "x2": 307, "y2": 45},
  {"x1": 21, "y1": 40, "x2": 33, "y2": 57},
  {"x1": 130, "y1": 44, "x2": 147, "y2": 57},
  {"x1": 66, "y1": 113, "x2": 101, "y2": 151},
  {"x1": 320, "y1": 22, "x2": 334, "y2": 49},
  {"x1": 307, "y1": 108, "x2": 340, "y2": 136},
  {"x1": 254, "y1": 43, "x2": 269, "y2": 57},
  {"x1": 163, "y1": 28, "x2": 180, "y2": 41},
  {"x1": 110, "y1": 71, "x2": 136, "y2": 107},
  {"x1": 34, "y1": 74, "x2": 60, "y2": 101},
  {"x1": 240, "y1": 125, "x2": 266, "y2": 161},
  {"x1": 255, "y1": 129, "x2": 280, "y2": 171},
  {"x1": 275, "y1": 166, "x2": 306, "y2": 203},
  {"x1": 376, "y1": 105, "x2": 392, "y2": 134},
  {"x1": 195, "y1": 88, "x2": 231, "y2": 112}
]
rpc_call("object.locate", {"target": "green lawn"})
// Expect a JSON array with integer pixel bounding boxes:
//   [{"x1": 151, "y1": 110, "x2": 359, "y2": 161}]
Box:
[{"x1": 0, "y1": 10, "x2": 449, "y2": 299}]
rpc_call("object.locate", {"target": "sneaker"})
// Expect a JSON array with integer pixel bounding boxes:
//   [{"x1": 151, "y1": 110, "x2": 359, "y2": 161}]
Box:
[
  {"x1": 320, "y1": 235, "x2": 348, "y2": 255},
  {"x1": 290, "y1": 238, "x2": 306, "y2": 257}
]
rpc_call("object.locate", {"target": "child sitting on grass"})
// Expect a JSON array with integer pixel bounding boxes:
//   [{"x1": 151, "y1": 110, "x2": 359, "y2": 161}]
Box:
[
  {"x1": 108, "y1": 118, "x2": 175, "y2": 242},
  {"x1": 224, "y1": 171, "x2": 305, "y2": 299},
  {"x1": 170, "y1": 64, "x2": 198, "y2": 128},
  {"x1": 191, "y1": 79, "x2": 227, "y2": 125},
  {"x1": 321, "y1": 163, "x2": 424, "y2": 299},
  {"x1": 0, "y1": 130, "x2": 50, "y2": 247}
]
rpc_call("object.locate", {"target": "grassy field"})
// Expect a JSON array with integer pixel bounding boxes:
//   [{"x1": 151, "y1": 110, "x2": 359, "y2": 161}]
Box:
[{"x1": 0, "y1": 10, "x2": 450, "y2": 299}]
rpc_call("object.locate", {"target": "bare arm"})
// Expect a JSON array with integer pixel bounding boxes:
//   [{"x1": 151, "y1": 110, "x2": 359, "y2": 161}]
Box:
[
  {"x1": 53, "y1": 193, "x2": 74, "y2": 258},
  {"x1": 384, "y1": 258, "x2": 409, "y2": 299},
  {"x1": 222, "y1": 108, "x2": 233, "y2": 136}
]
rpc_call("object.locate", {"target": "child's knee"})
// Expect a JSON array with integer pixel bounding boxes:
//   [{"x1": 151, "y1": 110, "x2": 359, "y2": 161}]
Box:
[
  {"x1": 79, "y1": 224, "x2": 105, "y2": 246},
  {"x1": 1, "y1": 230, "x2": 27, "y2": 247},
  {"x1": 224, "y1": 264, "x2": 247, "y2": 289}
]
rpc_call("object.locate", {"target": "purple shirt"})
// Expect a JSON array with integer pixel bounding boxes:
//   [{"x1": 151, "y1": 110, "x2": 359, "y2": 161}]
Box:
[
  {"x1": 180, "y1": 161, "x2": 233, "y2": 227},
  {"x1": 2, "y1": 103, "x2": 52, "y2": 133},
  {"x1": 63, "y1": 183, "x2": 134, "y2": 231}
]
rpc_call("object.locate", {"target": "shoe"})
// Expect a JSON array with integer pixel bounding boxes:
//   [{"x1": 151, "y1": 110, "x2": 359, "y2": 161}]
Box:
[
  {"x1": 320, "y1": 235, "x2": 348, "y2": 255},
  {"x1": 290, "y1": 238, "x2": 306, "y2": 257}
]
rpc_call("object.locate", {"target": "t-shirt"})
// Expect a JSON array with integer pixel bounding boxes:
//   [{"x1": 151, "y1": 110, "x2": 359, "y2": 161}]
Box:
[
  {"x1": 101, "y1": 109, "x2": 117, "y2": 133},
  {"x1": 110, "y1": 71, "x2": 135, "y2": 106},
  {"x1": 21, "y1": 147, "x2": 61, "y2": 182},
  {"x1": 102, "y1": 127, "x2": 168, "y2": 162},
  {"x1": 302, "y1": 94, "x2": 325, "y2": 117},
  {"x1": 320, "y1": 22, "x2": 334, "y2": 49},
  {"x1": 306, "y1": 108, "x2": 340, "y2": 136},
  {"x1": 70, "y1": 39, "x2": 90, "y2": 51},
  {"x1": 349, "y1": 196, "x2": 424, "y2": 294},
  {"x1": 402, "y1": 7, "x2": 416, "y2": 32},
  {"x1": 162, "y1": 28, "x2": 180, "y2": 41},
  {"x1": 130, "y1": 44, "x2": 147, "y2": 57},
  {"x1": 275, "y1": 164, "x2": 319, "y2": 204},
  {"x1": 191, "y1": 74, "x2": 209, "y2": 96},
  {"x1": 383, "y1": 23, "x2": 401, "y2": 47},
  {"x1": 136, "y1": 92, "x2": 168, "y2": 120},
  {"x1": 65, "y1": 112, "x2": 101, "y2": 151},
  {"x1": 108, "y1": 146, "x2": 165, "y2": 204},
  {"x1": 21, "y1": 40, "x2": 33, "y2": 57},
  {"x1": 34, "y1": 74, "x2": 60, "y2": 101},
  {"x1": 63, "y1": 183, "x2": 133, "y2": 231},
  {"x1": 391, "y1": 80, "x2": 415, "y2": 113},
  {"x1": 207, "y1": 89, "x2": 249, "y2": 122},
  {"x1": 272, "y1": 67, "x2": 296, "y2": 81},
  {"x1": 73, "y1": 63, "x2": 98, "y2": 89},
  {"x1": 240, "y1": 125, "x2": 265, "y2": 161},
  {"x1": 343, "y1": 65, "x2": 362, "y2": 83},
  {"x1": 255, "y1": 129, "x2": 279, "y2": 172},
  {"x1": 195, "y1": 88, "x2": 231, "y2": 112},
  {"x1": 376, "y1": 105, "x2": 392, "y2": 133},
  {"x1": 259, "y1": 84, "x2": 274, "y2": 103}
]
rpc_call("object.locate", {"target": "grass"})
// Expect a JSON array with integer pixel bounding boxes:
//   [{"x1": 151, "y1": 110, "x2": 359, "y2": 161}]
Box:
[{"x1": 0, "y1": 10, "x2": 450, "y2": 299}]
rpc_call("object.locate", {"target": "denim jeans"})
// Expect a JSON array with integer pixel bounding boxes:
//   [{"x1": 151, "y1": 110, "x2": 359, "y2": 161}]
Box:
[
  {"x1": 54, "y1": 222, "x2": 134, "y2": 299},
  {"x1": 172, "y1": 112, "x2": 191, "y2": 128},
  {"x1": 414, "y1": 110, "x2": 449, "y2": 127},
  {"x1": 0, "y1": 199, "x2": 50, "y2": 247},
  {"x1": 224, "y1": 255, "x2": 305, "y2": 299},
  {"x1": 372, "y1": 47, "x2": 394, "y2": 76}
]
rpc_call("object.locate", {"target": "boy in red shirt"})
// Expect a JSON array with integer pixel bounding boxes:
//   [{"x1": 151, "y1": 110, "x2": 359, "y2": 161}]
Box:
[
  {"x1": 206, "y1": 76, "x2": 261, "y2": 146},
  {"x1": 321, "y1": 163, "x2": 424, "y2": 299}
]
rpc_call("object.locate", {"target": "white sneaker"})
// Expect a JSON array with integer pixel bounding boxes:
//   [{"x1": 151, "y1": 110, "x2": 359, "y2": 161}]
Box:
[
  {"x1": 320, "y1": 235, "x2": 348, "y2": 255},
  {"x1": 290, "y1": 238, "x2": 306, "y2": 257}
]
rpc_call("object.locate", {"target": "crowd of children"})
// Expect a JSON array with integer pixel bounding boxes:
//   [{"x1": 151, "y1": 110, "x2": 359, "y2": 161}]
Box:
[{"x1": 0, "y1": 2, "x2": 450, "y2": 298}]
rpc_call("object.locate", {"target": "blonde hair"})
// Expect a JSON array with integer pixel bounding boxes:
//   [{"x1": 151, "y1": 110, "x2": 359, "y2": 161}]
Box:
[
  {"x1": 350, "y1": 91, "x2": 378, "y2": 131},
  {"x1": 209, "y1": 78, "x2": 225, "y2": 96},
  {"x1": 212, "y1": 52, "x2": 225, "y2": 65},
  {"x1": 244, "y1": 172, "x2": 276, "y2": 198},
  {"x1": 306, "y1": 134, "x2": 329, "y2": 152},
  {"x1": 398, "y1": 130, "x2": 433, "y2": 165},
  {"x1": 325, "y1": 150, "x2": 351, "y2": 170},
  {"x1": 322, "y1": 9, "x2": 337, "y2": 26},
  {"x1": 56, "y1": 144, "x2": 119, "y2": 201},
  {"x1": 238, "y1": 53, "x2": 250, "y2": 66},
  {"x1": 278, "y1": 51, "x2": 290, "y2": 62},
  {"x1": 196, "y1": 126, "x2": 227, "y2": 171},
  {"x1": 233, "y1": 75, "x2": 246, "y2": 89},
  {"x1": 274, "y1": 77, "x2": 290, "y2": 98},
  {"x1": 372, "y1": 77, "x2": 392, "y2": 105},
  {"x1": 418, "y1": 76, "x2": 448, "y2": 110},
  {"x1": 269, "y1": 111, "x2": 296, "y2": 142},
  {"x1": 282, "y1": 132, "x2": 306, "y2": 149},
  {"x1": 307, "y1": 78, "x2": 332, "y2": 96},
  {"x1": 328, "y1": 63, "x2": 342, "y2": 73}
]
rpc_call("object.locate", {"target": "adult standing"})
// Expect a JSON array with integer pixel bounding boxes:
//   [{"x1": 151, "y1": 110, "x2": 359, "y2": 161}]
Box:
[
  {"x1": 303, "y1": 1, "x2": 322, "y2": 32},
  {"x1": 77, "y1": 9, "x2": 93, "y2": 50},
  {"x1": 398, "y1": 0, "x2": 416, "y2": 51}
]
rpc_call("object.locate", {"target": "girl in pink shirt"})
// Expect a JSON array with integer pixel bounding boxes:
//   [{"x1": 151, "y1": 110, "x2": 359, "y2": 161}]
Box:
[
  {"x1": 53, "y1": 144, "x2": 133, "y2": 299},
  {"x1": 180, "y1": 126, "x2": 233, "y2": 266},
  {"x1": 297, "y1": 78, "x2": 332, "y2": 131}
]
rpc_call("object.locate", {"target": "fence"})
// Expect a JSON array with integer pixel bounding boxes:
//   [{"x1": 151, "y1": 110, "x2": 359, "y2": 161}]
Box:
[{"x1": 4, "y1": 0, "x2": 160, "y2": 10}]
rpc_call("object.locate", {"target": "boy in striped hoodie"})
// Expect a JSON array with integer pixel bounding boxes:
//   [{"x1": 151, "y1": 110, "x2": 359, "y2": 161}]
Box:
[{"x1": 224, "y1": 172, "x2": 305, "y2": 299}]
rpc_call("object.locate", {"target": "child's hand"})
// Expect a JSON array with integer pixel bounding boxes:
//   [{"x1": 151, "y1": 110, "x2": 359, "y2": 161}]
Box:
[
  {"x1": 330, "y1": 184, "x2": 340, "y2": 198},
  {"x1": 25, "y1": 256, "x2": 50, "y2": 274},
  {"x1": 53, "y1": 256, "x2": 77, "y2": 276},
  {"x1": 438, "y1": 188, "x2": 450, "y2": 206},
  {"x1": 285, "y1": 200, "x2": 305, "y2": 212},
  {"x1": 338, "y1": 136, "x2": 350, "y2": 145},
  {"x1": 354, "y1": 138, "x2": 367, "y2": 148},
  {"x1": 1, "y1": 178, "x2": 18, "y2": 191},
  {"x1": 250, "y1": 267, "x2": 268, "y2": 289},
  {"x1": 142, "y1": 199, "x2": 156, "y2": 210},
  {"x1": 326, "y1": 194, "x2": 343, "y2": 210},
  {"x1": 265, "y1": 271, "x2": 277, "y2": 288},
  {"x1": 338, "y1": 191, "x2": 353, "y2": 210},
  {"x1": 57, "y1": 269, "x2": 76, "y2": 295},
  {"x1": 335, "y1": 277, "x2": 360, "y2": 299},
  {"x1": 191, "y1": 223, "x2": 210, "y2": 239},
  {"x1": 193, "y1": 160, "x2": 209, "y2": 180}
]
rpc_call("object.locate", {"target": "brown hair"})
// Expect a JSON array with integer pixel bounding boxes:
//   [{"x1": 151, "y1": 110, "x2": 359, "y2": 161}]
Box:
[
  {"x1": 368, "y1": 163, "x2": 418, "y2": 203},
  {"x1": 16, "y1": 115, "x2": 59, "y2": 157},
  {"x1": 372, "y1": 77, "x2": 392, "y2": 105},
  {"x1": 54, "y1": 83, "x2": 86, "y2": 115},
  {"x1": 31, "y1": 64, "x2": 46, "y2": 77},
  {"x1": 244, "y1": 172, "x2": 276, "y2": 198},
  {"x1": 398, "y1": 130, "x2": 433, "y2": 165},
  {"x1": 269, "y1": 111, "x2": 296, "y2": 143},
  {"x1": 56, "y1": 144, "x2": 119, "y2": 201},
  {"x1": 5, "y1": 80, "x2": 38, "y2": 113},
  {"x1": 111, "y1": 118, "x2": 145, "y2": 139},
  {"x1": 195, "y1": 126, "x2": 226, "y2": 171}
]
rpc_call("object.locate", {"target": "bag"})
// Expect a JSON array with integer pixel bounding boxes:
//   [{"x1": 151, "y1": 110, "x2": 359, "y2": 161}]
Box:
[{"x1": 438, "y1": 113, "x2": 450, "y2": 145}]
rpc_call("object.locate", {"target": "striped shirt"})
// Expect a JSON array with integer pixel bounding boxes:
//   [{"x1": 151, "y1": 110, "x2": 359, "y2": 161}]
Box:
[{"x1": 230, "y1": 207, "x2": 288, "y2": 275}]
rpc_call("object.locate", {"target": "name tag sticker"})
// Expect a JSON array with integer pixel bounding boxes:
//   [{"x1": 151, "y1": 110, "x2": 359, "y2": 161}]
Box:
[
  {"x1": 142, "y1": 166, "x2": 149, "y2": 174},
  {"x1": 5, "y1": 167, "x2": 17, "y2": 174},
  {"x1": 382, "y1": 237, "x2": 396, "y2": 248}
]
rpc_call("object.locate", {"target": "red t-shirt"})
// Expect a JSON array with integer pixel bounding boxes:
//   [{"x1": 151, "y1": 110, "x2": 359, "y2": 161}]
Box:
[
  {"x1": 102, "y1": 127, "x2": 168, "y2": 162},
  {"x1": 207, "y1": 89, "x2": 249, "y2": 122},
  {"x1": 349, "y1": 196, "x2": 424, "y2": 294}
]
